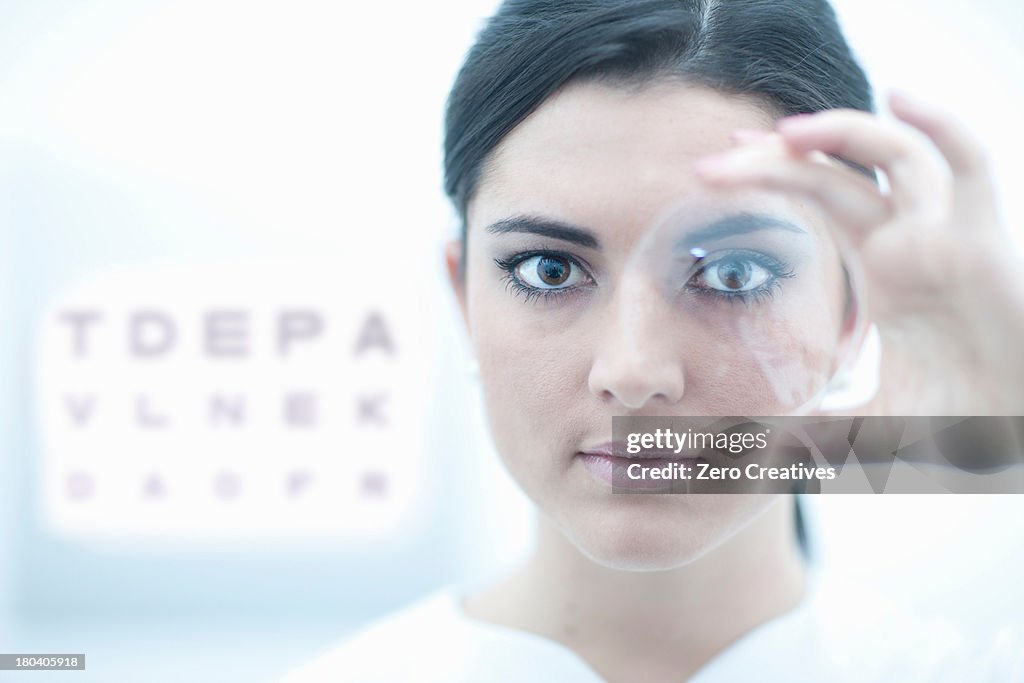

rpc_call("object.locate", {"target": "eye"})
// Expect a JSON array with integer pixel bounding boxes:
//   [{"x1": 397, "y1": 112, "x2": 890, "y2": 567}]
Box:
[
  {"x1": 694, "y1": 257, "x2": 773, "y2": 292},
  {"x1": 685, "y1": 250, "x2": 794, "y2": 302},
  {"x1": 515, "y1": 255, "x2": 586, "y2": 290}
]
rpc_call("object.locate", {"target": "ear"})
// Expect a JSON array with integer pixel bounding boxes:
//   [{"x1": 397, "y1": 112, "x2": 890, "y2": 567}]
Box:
[{"x1": 444, "y1": 239, "x2": 469, "y2": 328}]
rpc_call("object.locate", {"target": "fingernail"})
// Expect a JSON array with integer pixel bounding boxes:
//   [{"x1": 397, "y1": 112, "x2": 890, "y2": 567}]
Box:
[
  {"x1": 694, "y1": 156, "x2": 723, "y2": 175},
  {"x1": 775, "y1": 113, "x2": 814, "y2": 133},
  {"x1": 889, "y1": 89, "x2": 926, "y2": 109},
  {"x1": 731, "y1": 128, "x2": 770, "y2": 142},
  {"x1": 694, "y1": 154, "x2": 733, "y2": 176}
]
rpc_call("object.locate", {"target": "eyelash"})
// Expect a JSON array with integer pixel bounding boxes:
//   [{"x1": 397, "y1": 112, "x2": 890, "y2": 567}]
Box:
[
  {"x1": 685, "y1": 250, "x2": 796, "y2": 306},
  {"x1": 493, "y1": 249, "x2": 795, "y2": 305},
  {"x1": 493, "y1": 250, "x2": 594, "y2": 304}
]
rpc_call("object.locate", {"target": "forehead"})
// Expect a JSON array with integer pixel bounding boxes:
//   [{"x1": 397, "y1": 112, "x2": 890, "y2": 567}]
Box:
[{"x1": 468, "y1": 80, "x2": 781, "y2": 238}]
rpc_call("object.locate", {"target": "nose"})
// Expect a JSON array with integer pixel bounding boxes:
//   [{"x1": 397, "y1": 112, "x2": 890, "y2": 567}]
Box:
[{"x1": 587, "y1": 275, "x2": 686, "y2": 410}]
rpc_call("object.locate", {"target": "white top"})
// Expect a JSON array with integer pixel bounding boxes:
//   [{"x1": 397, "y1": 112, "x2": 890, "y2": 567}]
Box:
[{"x1": 278, "y1": 576, "x2": 1023, "y2": 682}]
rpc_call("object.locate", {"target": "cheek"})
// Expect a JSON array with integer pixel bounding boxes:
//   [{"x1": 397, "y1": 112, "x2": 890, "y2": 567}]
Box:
[{"x1": 467, "y1": 292, "x2": 592, "y2": 479}]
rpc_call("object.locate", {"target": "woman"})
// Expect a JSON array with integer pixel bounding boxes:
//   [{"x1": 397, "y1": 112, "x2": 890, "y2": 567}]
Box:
[{"x1": 283, "y1": 0, "x2": 1024, "y2": 680}]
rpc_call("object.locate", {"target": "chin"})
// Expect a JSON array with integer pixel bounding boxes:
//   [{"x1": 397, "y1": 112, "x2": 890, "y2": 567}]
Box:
[{"x1": 555, "y1": 499, "x2": 738, "y2": 571}]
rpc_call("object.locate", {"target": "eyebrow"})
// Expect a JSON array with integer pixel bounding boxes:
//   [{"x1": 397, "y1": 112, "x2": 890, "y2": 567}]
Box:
[
  {"x1": 483, "y1": 212, "x2": 806, "y2": 252},
  {"x1": 485, "y1": 216, "x2": 601, "y2": 249},
  {"x1": 679, "y1": 213, "x2": 807, "y2": 247}
]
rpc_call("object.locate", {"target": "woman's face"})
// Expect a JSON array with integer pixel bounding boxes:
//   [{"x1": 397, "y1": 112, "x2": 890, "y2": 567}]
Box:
[{"x1": 450, "y1": 81, "x2": 846, "y2": 569}]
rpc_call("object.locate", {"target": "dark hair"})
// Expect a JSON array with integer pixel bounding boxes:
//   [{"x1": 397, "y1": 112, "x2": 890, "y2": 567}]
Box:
[
  {"x1": 444, "y1": 0, "x2": 873, "y2": 558},
  {"x1": 444, "y1": 0, "x2": 873, "y2": 224}
]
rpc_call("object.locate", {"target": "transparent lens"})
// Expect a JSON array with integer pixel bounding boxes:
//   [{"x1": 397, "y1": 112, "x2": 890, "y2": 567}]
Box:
[{"x1": 622, "y1": 195, "x2": 869, "y2": 415}]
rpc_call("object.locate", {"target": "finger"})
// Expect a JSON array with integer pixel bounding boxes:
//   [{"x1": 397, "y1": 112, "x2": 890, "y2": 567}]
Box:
[
  {"x1": 696, "y1": 136, "x2": 892, "y2": 243},
  {"x1": 887, "y1": 91, "x2": 1002, "y2": 230},
  {"x1": 887, "y1": 91, "x2": 990, "y2": 177},
  {"x1": 776, "y1": 110, "x2": 953, "y2": 221}
]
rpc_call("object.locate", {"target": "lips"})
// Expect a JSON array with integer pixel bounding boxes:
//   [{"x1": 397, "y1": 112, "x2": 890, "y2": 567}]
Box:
[
  {"x1": 580, "y1": 441, "x2": 696, "y2": 459},
  {"x1": 576, "y1": 441, "x2": 697, "y2": 489}
]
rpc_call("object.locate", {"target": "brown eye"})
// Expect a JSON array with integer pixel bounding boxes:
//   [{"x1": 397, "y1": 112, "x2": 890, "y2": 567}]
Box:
[
  {"x1": 515, "y1": 254, "x2": 586, "y2": 290},
  {"x1": 695, "y1": 257, "x2": 771, "y2": 293},
  {"x1": 537, "y1": 256, "x2": 569, "y2": 285},
  {"x1": 718, "y1": 260, "x2": 751, "y2": 290}
]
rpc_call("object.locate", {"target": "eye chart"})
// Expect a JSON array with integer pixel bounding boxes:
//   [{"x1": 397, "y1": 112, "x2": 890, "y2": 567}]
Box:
[{"x1": 34, "y1": 261, "x2": 431, "y2": 539}]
